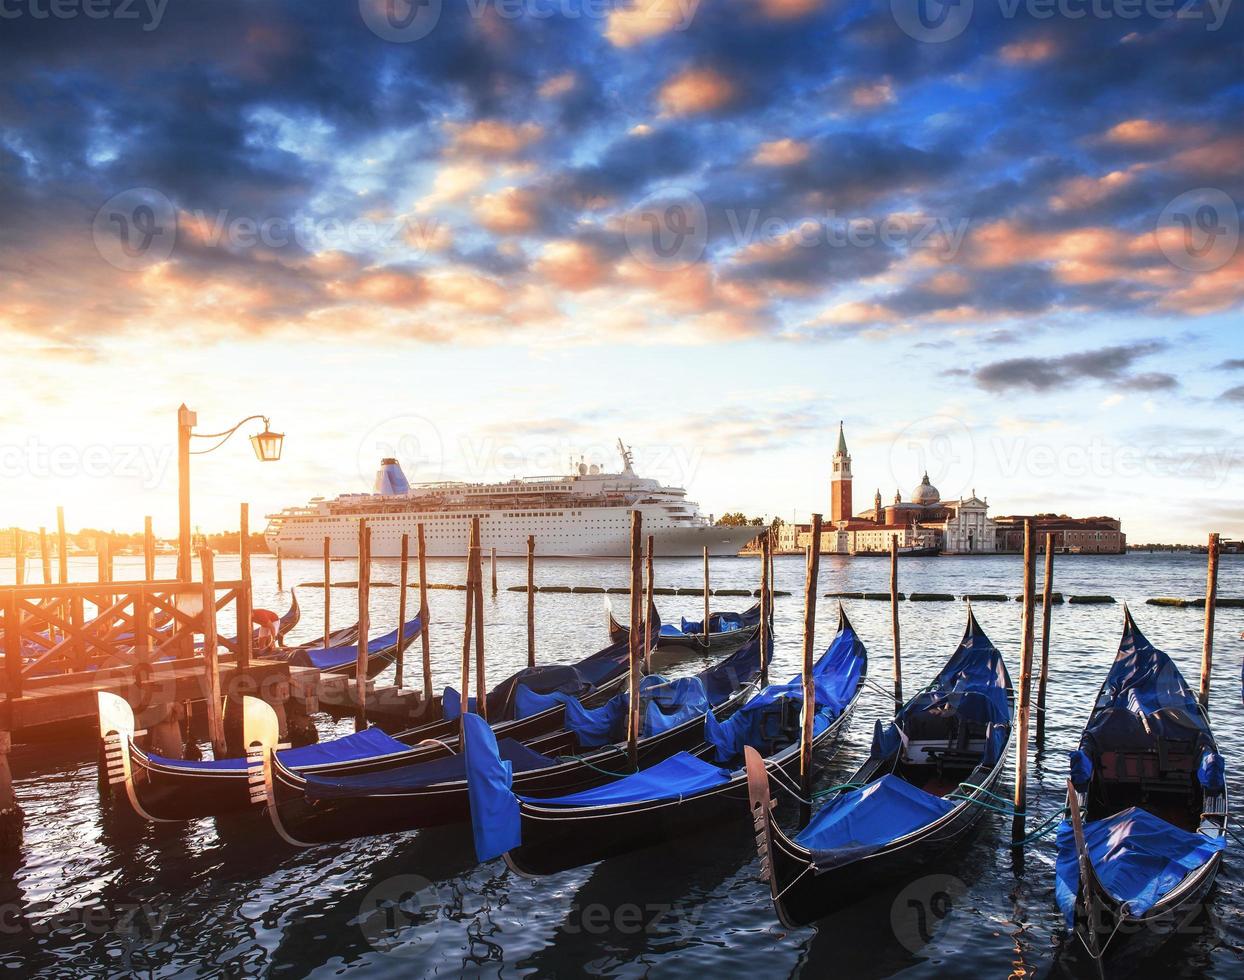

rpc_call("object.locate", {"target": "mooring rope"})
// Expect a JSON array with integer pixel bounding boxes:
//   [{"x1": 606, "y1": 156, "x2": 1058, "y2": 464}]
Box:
[{"x1": 555, "y1": 753, "x2": 635, "y2": 778}]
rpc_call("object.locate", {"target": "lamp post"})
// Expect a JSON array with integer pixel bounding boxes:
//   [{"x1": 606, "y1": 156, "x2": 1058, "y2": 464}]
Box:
[{"x1": 177, "y1": 404, "x2": 284, "y2": 581}]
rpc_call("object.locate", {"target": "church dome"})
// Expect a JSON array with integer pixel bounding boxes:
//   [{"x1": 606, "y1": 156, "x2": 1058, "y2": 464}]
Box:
[{"x1": 912, "y1": 471, "x2": 940, "y2": 506}]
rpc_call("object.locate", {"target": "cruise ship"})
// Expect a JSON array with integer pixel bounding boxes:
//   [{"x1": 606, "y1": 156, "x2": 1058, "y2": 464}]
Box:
[{"x1": 264, "y1": 442, "x2": 758, "y2": 559}]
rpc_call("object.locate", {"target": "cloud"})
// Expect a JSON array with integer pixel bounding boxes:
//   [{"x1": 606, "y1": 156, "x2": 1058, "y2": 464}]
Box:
[
  {"x1": 1222, "y1": 385, "x2": 1244, "y2": 404},
  {"x1": 999, "y1": 38, "x2": 1060, "y2": 65},
  {"x1": 752, "y1": 138, "x2": 810, "y2": 167},
  {"x1": 1215, "y1": 359, "x2": 1244, "y2": 371},
  {"x1": 972, "y1": 340, "x2": 1170, "y2": 392},
  {"x1": 446, "y1": 120, "x2": 544, "y2": 157},
  {"x1": 850, "y1": 78, "x2": 896, "y2": 109},
  {"x1": 657, "y1": 68, "x2": 737, "y2": 116},
  {"x1": 473, "y1": 186, "x2": 541, "y2": 234}
]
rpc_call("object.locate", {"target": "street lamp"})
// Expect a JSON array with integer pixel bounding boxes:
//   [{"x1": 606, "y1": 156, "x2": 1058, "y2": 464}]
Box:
[{"x1": 177, "y1": 404, "x2": 284, "y2": 581}]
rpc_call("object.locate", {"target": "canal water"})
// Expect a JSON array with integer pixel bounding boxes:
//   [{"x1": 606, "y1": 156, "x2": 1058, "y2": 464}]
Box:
[{"x1": 2, "y1": 552, "x2": 1242, "y2": 977}]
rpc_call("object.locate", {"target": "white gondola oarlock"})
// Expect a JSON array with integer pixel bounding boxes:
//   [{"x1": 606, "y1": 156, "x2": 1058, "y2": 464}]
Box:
[
  {"x1": 242, "y1": 696, "x2": 303, "y2": 847},
  {"x1": 96, "y1": 691, "x2": 169, "y2": 823}
]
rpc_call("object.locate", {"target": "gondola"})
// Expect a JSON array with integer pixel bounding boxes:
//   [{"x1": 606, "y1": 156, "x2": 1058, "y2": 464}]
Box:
[
  {"x1": 251, "y1": 630, "x2": 768, "y2": 846},
  {"x1": 1055, "y1": 608, "x2": 1228, "y2": 971},
  {"x1": 490, "y1": 607, "x2": 866, "y2": 875},
  {"x1": 284, "y1": 614, "x2": 423, "y2": 678},
  {"x1": 96, "y1": 618, "x2": 657, "y2": 822},
  {"x1": 747, "y1": 606, "x2": 1013, "y2": 927},
  {"x1": 607, "y1": 598, "x2": 763, "y2": 652}
]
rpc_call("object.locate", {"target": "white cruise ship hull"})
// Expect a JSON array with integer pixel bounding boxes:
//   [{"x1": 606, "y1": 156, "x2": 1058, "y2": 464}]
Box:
[{"x1": 267, "y1": 509, "x2": 758, "y2": 559}]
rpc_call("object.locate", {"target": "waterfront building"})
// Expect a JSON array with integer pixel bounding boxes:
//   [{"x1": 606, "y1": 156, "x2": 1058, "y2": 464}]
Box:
[{"x1": 993, "y1": 515, "x2": 1127, "y2": 554}]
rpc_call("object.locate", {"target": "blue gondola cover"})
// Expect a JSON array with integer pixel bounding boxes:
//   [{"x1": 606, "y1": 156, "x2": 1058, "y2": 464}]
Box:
[
  {"x1": 522, "y1": 751, "x2": 730, "y2": 808},
  {"x1": 463, "y1": 713, "x2": 523, "y2": 862},
  {"x1": 1069, "y1": 749, "x2": 1093, "y2": 791},
  {"x1": 1055, "y1": 806, "x2": 1225, "y2": 926},
  {"x1": 795, "y1": 774, "x2": 956, "y2": 869},
  {"x1": 149, "y1": 726, "x2": 411, "y2": 771}
]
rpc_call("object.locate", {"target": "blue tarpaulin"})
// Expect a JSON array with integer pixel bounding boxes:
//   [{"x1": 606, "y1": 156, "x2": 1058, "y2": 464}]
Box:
[
  {"x1": 463, "y1": 713, "x2": 523, "y2": 862},
  {"x1": 303, "y1": 733, "x2": 556, "y2": 801},
  {"x1": 515, "y1": 631, "x2": 766, "y2": 746},
  {"x1": 795, "y1": 774, "x2": 956, "y2": 868},
  {"x1": 1055, "y1": 806, "x2": 1225, "y2": 926},
  {"x1": 1070, "y1": 749, "x2": 1093, "y2": 791},
  {"x1": 150, "y1": 726, "x2": 410, "y2": 772},
  {"x1": 704, "y1": 620, "x2": 865, "y2": 765},
  {"x1": 522, "y1": 751, "x2": 731, "y2": 808},
  {"x1": 1198, "y1": 750, "x2": 1225, "y2": 792},
  {"x1": 291, "y1": 615, "x2": 422, "y2": 671}
]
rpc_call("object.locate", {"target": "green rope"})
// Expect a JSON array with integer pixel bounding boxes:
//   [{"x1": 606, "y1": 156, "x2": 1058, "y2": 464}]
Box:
[
  {"x1": 556, "y1": 754, "x2": 635, "y2": 778},
  {"x1": 956, "y1": 781, "x2": 1013, "y2": 806},
  {"x1": 1014, "y1": 807, "x2": 1069, "y2": 847},
  {"x1": 811, "y1": 782, "x2": 867, "y2": 800},
  {"x1": 947, "y1": 793, "x2": 1015, "y2": 815}
]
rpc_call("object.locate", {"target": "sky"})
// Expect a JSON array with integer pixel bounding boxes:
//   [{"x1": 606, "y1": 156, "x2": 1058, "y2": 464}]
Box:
[{"x1": 1, "y1": 0, "x2": 1241, "y2": 544}]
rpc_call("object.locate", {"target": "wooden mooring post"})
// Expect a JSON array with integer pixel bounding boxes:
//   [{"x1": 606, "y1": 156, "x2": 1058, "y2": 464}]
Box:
[
  {"x1": 473, "y1": 519, "x2": 486, "y2": 721},
  {"x1": 198, "y1": 548, "x2": 228, "y2": 758},
  {"x1": 1199, "y1": 532, "x2": 1220, "y2": 709},
  {"x1": 322, "y1": 536, "x2": 331, "y2": 651},
  {"x1": 799, "y1": 514, "x2": 823, "y2": 825},
  {"x1": 39, "y1": 528, "x2": 51, "y2": 585},
  {"x1": 759, "y1": 531, "x2": 770, "y2": 687},
  {"x1": 354, "y1": 522, "x2": 371, "y2": 729},
  {"x1": 396, "y1": 533, "x2": 409, "y2": 688},
  {"x1": 56, "y1": 506, "x2": 68, "y2": 585},
  {"x1": 526, "y1": 535, "x2": 536, "y2": 669},
  {"x1": 275, "y1": 545, "x2": 284, "y2": 593},
  {"x1": 702, "y1": 546, "x2": 710, "y2": 645},
  {"x1": 1012, "y1": 520, "x2": 1038, "y2": 848},
  {"x1": 144, "y1": 517, "x2": 155, "y2": 582},
  {"x1": 12, "y1": 529, "x2": 23, "y2": 588},
  {"x1": 890, "y1": 534, "x2": 902, "y2": 710},
  {"x1": 1036, "y1": 533, "x2": 1055, "y2": 744},
  {"x1": 459, "y1": 522, "x2": 477, "y2": 709},
  {"x1": 627, "y1": 510, "x2": 643, "y2": 771},
  {"x1": 644, "y1": 534, "x2": 654, "y2": 674},
  {"x1": 491, "y1": 546, "x2": 498, "y2": 596},
  {"x1": 239, "y1": 503, "x2": 251, "y2": 586},
  {"x1": 417, "y1": 524, "x2": 432, "y2": 699}
]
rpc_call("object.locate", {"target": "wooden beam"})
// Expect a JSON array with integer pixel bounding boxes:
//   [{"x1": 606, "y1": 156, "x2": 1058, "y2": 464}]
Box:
[
  {"x1": 627, "y1": 510, "x2": 643, "y2": 770},
  {"x1": 1036, "y1": 532, "x2": 1054, "y2": 744},
  {"x1": 143, "y1": 517, "x2": 155, "y2": 582},
  {"x1": 322, "y1": 536, "x2": 331, "y2": 651},
  {"x1": 459, "y1": 522, "x2": 476, "y2": 710},
  {"x1": 526, "y1": 534, "x2": 536, "y2": 669},
  {"x1": 12, "y1": 529, "x2": 23, "y2": 588},
  {"x1": 800, "y1": 513, "x2": 823, "y2": 822},
  {"x1": 417, "y1": 523, "x2": 432, "y2": 700},
  {"x1": 702, "y1": 546, "x2": 710, "y2": 647},
  {"x1": 355, "y1": 521, "x2": 370, "y2": 729},
  {"x1": 644, "y1": 533, "x2": 654, "y2": 675},
  {"x1": 1012, "y1": 519, "x2": 1038, "y2": 847},
  {"x1": 39, "y1": 528, "x2": 51, "y2": 585},
  {"x1": 396, "y1": 533, "x2": 409, "y2": 688},
  {"x1": 198, "y1": 547, "x2": 227, "y2": 757},
  {"x1": 890, "y1": 533, "x2": 902, "y2": 709},
  {"x1": 56, "y1": 506, "x2": 68, "y2": 585},
  {"x1": 473, "y1": 518, "x2": 486, "y2": 722},
  {"x1": 1199, "y1": 532, "x2": 1220, "y2": 709},
  {"x1": 759, "y1": 531, "x2": 769, "y2": 687}
]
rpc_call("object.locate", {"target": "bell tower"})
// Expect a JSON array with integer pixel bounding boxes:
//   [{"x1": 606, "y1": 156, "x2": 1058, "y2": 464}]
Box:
[{"x1": 830, "y1": 421, "x2": 852, "y2": 524}]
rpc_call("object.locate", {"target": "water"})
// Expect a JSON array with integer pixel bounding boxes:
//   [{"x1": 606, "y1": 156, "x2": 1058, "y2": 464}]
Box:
[{"x1": 3, "y1": 552, "x2": 1242, "y2": 977}]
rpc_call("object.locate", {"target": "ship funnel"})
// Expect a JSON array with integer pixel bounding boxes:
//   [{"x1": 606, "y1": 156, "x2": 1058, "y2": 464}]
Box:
[{"x1": 374, "y1": 457, "x2": 410, "y2": 495}]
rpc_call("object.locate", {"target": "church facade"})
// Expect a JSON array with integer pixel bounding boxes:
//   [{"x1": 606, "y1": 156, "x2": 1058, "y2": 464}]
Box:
[{"x1": 813, "y1": 423, "x2": 998, "y2": 555}]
